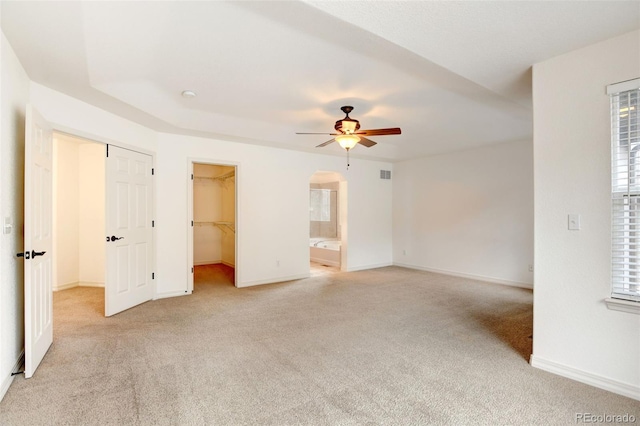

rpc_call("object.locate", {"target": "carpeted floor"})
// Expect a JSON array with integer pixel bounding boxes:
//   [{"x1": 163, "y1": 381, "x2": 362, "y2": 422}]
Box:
[{"x1": 0, "y1": 265, "x2": 638, "y2": 425}]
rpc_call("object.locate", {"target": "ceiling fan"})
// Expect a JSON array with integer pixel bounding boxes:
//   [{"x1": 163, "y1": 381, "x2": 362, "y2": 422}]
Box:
[{"x1": 296, "y1": 106, "x2": 401, "y2": 151}]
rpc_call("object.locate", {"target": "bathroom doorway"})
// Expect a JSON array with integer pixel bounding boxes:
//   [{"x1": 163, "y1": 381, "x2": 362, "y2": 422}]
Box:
[
  {"x1": 309, "y1": 171, "x2": 347, "y2": 275},
  {"x1": 188, "y1": 162, "x2": 237, "y2": 290}
]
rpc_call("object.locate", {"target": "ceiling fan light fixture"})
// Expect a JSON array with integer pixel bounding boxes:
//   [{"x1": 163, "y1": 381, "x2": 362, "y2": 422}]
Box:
[
  {"x1": 341, "y1": 119, "x2": 358, "y2": 134},
  {"x1": 336, "y1": 134, "x2": 360, "y2": 150}
]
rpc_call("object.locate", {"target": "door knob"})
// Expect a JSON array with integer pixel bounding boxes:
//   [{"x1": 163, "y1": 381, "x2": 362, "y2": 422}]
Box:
[
  {"x1": 109, "y1": 236, "x2": 124, "y2": 242},
  {"x1": 19, "y1": 251, "x2": 46, "y2": 258}
]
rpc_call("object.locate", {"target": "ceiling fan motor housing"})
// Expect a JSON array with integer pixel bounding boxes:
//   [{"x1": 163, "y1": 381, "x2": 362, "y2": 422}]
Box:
[{"x1": 335, "y1": 106, "x2": 360, "y2": 133}]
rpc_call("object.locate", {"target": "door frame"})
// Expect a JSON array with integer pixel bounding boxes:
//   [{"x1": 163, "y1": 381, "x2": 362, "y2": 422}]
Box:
[
  {"x1": 187, "y1": 158, "x2": 239, "y2": 292},
  {"x1": 49, "y1": 125, "x2": 157, "y2": 303}
]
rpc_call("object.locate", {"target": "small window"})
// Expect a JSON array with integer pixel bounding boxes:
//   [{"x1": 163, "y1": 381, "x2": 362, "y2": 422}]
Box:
[
  {"x1": 310, "y1": 189, "x2": 332, "y2": 222},
  {"x1": 609, "y1": 78, "x2": 640, "y2": 302}
]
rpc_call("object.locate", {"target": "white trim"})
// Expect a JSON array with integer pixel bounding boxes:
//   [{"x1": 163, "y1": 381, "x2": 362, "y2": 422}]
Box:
[
  {"x1": 605, "y1": 298, "x2": 640, "y2": 315},
  {"x1": 393, "y1": 262, "x2": 533, "y2": 289},
  {"x1": 154, "y1": 290, "x2": 192, "y2": 300},
  {"x1": 221, "y1": 261, "x2": 235, "y2": 268},
  {"x1": 606, "y1": 77, "x2": 640, "y2": 95},
  {"x1": 238, "y1": 273, "x2": 309, "y2": 288},
  {"x1": 347, "y1": 262, "x2": 393, "y2": 272},
  {"x1": 530, "y1": 355, "x2": 640, "y2": 401},
  {"x1": 1, "y1": 350, "x2": 24, "y2": 403}
]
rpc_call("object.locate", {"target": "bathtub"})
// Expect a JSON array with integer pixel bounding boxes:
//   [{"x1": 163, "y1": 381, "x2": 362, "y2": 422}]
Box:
[{"x1": 310, "y1": 239, "x2": 341, "y2": 267}]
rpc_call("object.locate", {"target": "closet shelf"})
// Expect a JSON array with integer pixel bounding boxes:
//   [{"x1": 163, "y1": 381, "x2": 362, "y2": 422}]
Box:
[
  {"x1": 214, "y1": 221, "x2": 235, "y2": 233},
  {"x1": 194, "y1": 221, "x2": 235, "y2": 233},
  {"x1": 194, "y1": 170, "x2": 235, "y2": 182}
]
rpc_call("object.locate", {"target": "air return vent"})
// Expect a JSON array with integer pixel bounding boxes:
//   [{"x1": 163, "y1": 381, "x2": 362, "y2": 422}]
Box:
[{"x1": 380, "y1": 170, "x2": 391, "y2": 180}]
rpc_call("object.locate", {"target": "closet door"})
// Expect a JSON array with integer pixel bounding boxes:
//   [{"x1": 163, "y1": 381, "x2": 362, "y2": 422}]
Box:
[{"x1": 105, "y1": 145, "x2": 154, "y2": 316}]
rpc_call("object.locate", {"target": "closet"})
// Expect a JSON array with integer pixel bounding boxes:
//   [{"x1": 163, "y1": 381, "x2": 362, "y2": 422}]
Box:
[
  {"x1": 53, "y1": 133, "x2": 106, "y2": 292},
  {"x1": 193, "y1": 164, "x2": 236, "y2": 271}
]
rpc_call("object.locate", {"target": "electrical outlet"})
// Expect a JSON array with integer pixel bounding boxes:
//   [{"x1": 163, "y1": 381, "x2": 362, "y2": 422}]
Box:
[
  {"x1": 402, "y1": 249, "x2": 407, "y2": 256},
  {"x1": 276, "y1": 260, "x2": 280, "y2": 267},
  {"x1": 528, "y1": 265, "x2": 534, "y2": 273}
]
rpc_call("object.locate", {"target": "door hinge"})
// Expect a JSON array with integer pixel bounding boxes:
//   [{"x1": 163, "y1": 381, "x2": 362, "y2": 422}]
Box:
[
  {"x1": 106, "y1": 144, "x2": 109, "y2": 157},
  {"x1": 191, "y1": 174, "x2": 194, "y2": 180},
  {"x1": 191, "y1": 220, "x2": 194, "y2": 227},
  {"x1": 152, "y1": 220, "x2": 155, "y2": 227},
  {"x1": 191, "y1": 267, "x2": 194, "y2": 273},
  {"x1": 152, "y1": 168, "x2": 155, "y2": 175},
  {"x1": 152, "y1": 272, "x2": 155, "y2": 279}
]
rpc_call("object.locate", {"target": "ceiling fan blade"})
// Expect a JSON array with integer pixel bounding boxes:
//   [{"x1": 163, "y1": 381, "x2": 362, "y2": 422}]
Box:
[
  {"x1": 357, "y1": 137, "x2": 377, "y2": 148},
  {"x1": 296, "y1": 132, "x2": 333, "y2": 135},
  {"x1": 316, "y1": 139, "x2": 336, "y2": 148},
  {"x1": 356, "y1": 127, "x2": 401, "y2": 136}
]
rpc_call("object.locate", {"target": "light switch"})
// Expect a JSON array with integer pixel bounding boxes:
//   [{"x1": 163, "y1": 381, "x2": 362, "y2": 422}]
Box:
[
  {"x1": 568, "y1": 214, "x2": 581, "y2": 231},
  {"x1": 3, "y1": 217, "x2": 12, "y2": 234}
]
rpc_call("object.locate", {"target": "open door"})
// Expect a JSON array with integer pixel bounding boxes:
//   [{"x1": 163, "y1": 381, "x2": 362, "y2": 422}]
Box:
[
  {"x1": 24, "y1": 105, "x2": 53, "y2": 378},
  {"x1": 105, "y1": 145, "x2": 154, "y2": 316}
]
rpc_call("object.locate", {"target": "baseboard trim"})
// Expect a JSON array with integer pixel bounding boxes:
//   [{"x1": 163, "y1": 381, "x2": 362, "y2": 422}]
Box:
[
  {"x1": 194, "y1": 260, "x2": 221, "y2": 266},
  {"x1": 347, "y1": 262, "x2": 393, "y2": 272},
  {"x1": 221, "y1": 261, "x2": 235, "y2": 268},
  {"x1": 1, "y1": 350, "x2": 24, "y2": 403},
  {"x1": 53, "y1": 281, "x2": 78, "y2": 291},
  {"x1": 393, "y1": 262, "x2": 533, "y2": 290},
  {"x1": 79, "y1": 281, "x2": 104, "y2": 288},
  {"x1": 310, "y1": 257, "x2": 340, "y2": 267},
  {"x1": 530, "y1": 355, "x2": 640, "y2": 401},
  {"x1": 238, "y1": 273, "x2": 310, "y2": 288}
]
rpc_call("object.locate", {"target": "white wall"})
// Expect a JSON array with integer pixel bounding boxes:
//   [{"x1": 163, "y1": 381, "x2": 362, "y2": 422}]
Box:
[
  {"x1": 78, "y1": 142, "x2": 105, "y2": 285},
  {"x1": 29, "y1": 83, "x2": 157, "y2": 153},
  {"x1": 0, "y1": 30, "x2": 29, "y2": 400},
  {"x1": 157, "y1": 133, "x2": 393, "y2": 295},
  {"x1": 53, "y1": 136, "x2": 80, "y2": 288},
  {"x1": 532, "y1": 30, "x2": 640, "y2": 400},
  {"x1": 393, "y1": 140, "x2": 534, "y2": 287}
]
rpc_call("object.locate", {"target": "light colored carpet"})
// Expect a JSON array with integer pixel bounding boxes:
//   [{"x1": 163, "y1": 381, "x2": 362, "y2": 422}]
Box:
[{"x1": 0, "y1": 265, "x2": 638, "y2": 425}]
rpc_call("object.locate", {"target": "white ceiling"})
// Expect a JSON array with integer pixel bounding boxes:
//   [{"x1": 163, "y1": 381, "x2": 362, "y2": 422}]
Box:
[{"x1": 2, "y1": 1, "x2": 639, "y2": 162}]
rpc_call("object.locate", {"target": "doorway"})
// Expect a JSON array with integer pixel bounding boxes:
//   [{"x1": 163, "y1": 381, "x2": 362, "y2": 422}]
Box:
[
  {"x1": 189, "y1": 162, "x2": 237, "y2": 290},
  {"x1": 51, "y1": 132, "x2": 155, "y2": 316},
  {"x1": 52, "y1": 132, "x2": 105, "y2": 310},
  {"x1": 309, "y1": 171, "x2": 347, "y2": 276}
]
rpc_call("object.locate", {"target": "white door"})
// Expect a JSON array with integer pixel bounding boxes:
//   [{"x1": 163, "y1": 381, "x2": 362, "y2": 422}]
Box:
[
  {"x1": 105, "y1": 145, "x2": 154, "y2": 316},
  {"x1": 24, "y1": 105, "x2": 53, "y2": 378}
]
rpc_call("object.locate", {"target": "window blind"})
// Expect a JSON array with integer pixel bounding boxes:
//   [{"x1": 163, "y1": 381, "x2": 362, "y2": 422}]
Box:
[{"x1": 610, "y1": 79, "x2": 640, "y2": 302}]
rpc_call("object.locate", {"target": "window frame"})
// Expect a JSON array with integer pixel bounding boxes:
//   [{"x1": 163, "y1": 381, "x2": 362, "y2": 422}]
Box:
[{"x1": 607, "y1": 78, "x2": 640, "y2": 313}]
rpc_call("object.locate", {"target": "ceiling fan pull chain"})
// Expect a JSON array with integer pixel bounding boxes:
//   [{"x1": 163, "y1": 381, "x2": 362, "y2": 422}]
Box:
[{"x1": 347, "y1": 148, "x2": 350, "y2": 170}]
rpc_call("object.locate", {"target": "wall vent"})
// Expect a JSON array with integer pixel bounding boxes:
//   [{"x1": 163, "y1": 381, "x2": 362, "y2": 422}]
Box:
[{"x1": 380, "y1": 170, "x2": 391, "y2": 180}]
